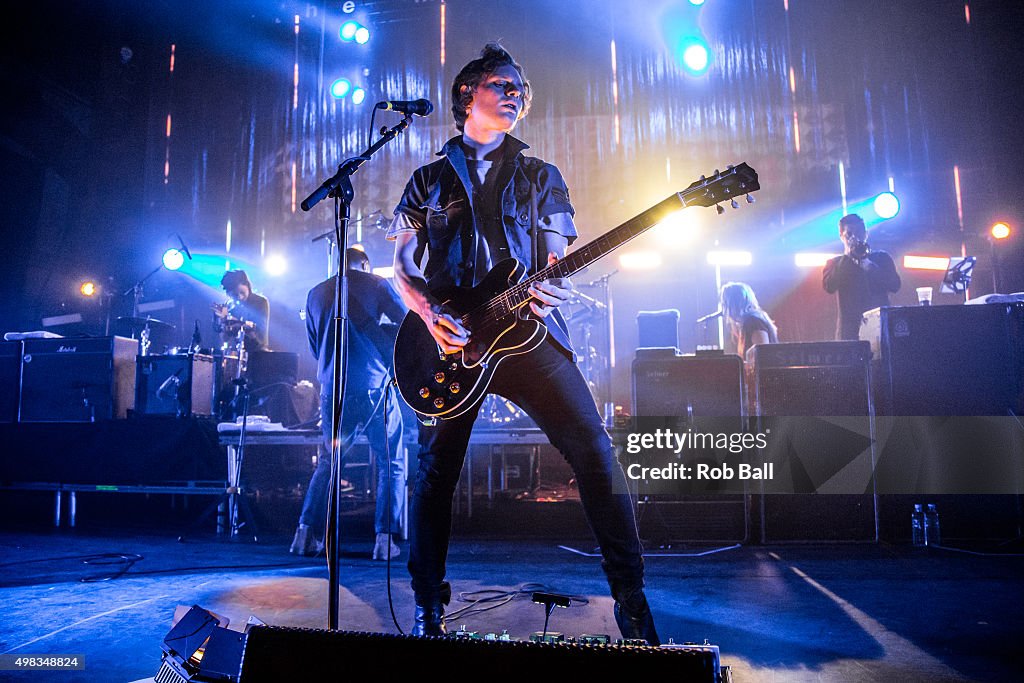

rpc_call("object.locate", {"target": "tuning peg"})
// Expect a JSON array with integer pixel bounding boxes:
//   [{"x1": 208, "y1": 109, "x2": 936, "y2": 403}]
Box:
[
  {"x1": 716, "y1": 204, "x2": 725, "y2": 215},
  {"x1": 730, "y1": 199, "x2": 739, "y2": 209},
  {"x1": 699, "y1": 175, "x2": 706, "y2": 182},
  {"x1": 745, "y1": 194, "x2": 756, "y2": 204},
  {"x1": 714, "y1": 169, "x2": 720, "y2": 176},
  {"x1": 726, "y1": 164, "x2": 734, "y2": 170}
]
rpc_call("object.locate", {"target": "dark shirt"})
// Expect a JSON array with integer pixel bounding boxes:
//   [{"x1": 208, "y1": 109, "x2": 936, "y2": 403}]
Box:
[
  {"x1": 387, "y1": 134, "x2": 578, "y2": 356},
  {"x1": 222, "y1": 292, "x2": 270, "y2": 350},
  {"x1": 823, "y1": 251, "x2": 901, "y2": 340},
  {"x1": 306, "y1": 270, "x2": 407, "y2": 397},
  {"x1": 740, "y1": 312, "x2": 779, "y2": 351}
]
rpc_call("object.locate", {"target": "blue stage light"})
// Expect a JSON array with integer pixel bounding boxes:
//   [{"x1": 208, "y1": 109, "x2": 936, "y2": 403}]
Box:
[
  {"x1": 340, "y1": 21, "x2": 359, "y2": 41},
  {"x1": 352, "y1": 87, "x2": 366, "y2": 105},
  {"x1": 354, "y1": 26, "x2": 370, "y2": 44},
  {"x1": 689, "y1": 0, "x2": 706, "y2": 5},
  {"x1": 162, "y1": 248, "x2": 185, "y2": 271},
  {"x1": 330, "y1": 78, "x2": 351, "y2": 99},
  {"x1": 681, "y1": 40, "x2": 710, "y2": 75},
  {"x1": 873, "y1": 192, "x2": 900, "y2": 219}
]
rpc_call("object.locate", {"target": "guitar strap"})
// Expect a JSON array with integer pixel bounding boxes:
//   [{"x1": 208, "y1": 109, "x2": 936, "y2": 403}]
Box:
[{"x1": 528, "y1": 165, "x2": 540, "y2": 275}]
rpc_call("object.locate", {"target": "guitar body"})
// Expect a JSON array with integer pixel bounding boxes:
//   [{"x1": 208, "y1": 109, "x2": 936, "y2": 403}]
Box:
[{"x1": 394, "y1": 258, "x2": 547, "y2": 421}]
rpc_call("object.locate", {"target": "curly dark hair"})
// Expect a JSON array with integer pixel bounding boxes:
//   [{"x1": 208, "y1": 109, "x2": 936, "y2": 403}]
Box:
[
  {"x1": 220, "y1": 269, "x2": 251, "y2": 292},
  {"x1": 450, "y1": 43, "x2": 532, "y2": 132}
]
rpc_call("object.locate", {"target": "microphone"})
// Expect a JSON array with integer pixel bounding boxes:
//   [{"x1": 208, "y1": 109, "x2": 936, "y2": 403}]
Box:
[
  {"x1": 157, "y1": 371, "x2": 183, "y2": 400},
  {"x1": 176, "y1": 233, "x2": 193, "y2": 260},
  {"x1": 696, "y1": 310, "x2": 723, "y2": 324},
  {"x1": 375, "y1": 99, "x2": 434, "y2": 117}
]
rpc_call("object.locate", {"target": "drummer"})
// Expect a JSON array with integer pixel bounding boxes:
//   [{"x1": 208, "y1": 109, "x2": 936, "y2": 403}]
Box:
[{"x1": 213, "y1": 269, "x2": 270, "y2": 350}]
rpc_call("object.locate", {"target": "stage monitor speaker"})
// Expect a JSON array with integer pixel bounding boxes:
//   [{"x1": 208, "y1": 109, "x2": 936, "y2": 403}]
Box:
[
  {"x1": 632, "y1": 349, "x2": 744, "y2": 418},
  {"x1": 246, "y1": 350, "x2": 298, "y2": 389},
  {"x1": 861, "y1": 303, "x2": 1020, "y2": 416},
  {"x1": 746, "y1": 341, "x2": 877, "y2": 543},
  {"x1": 636, "y1": 309, "x2": 680, "y2": 350},
  {"x1": 0, "y1": 341, "x2": 20, "y2": 423},
  {"x1": 135, "y1": 354, "x2": 215, "y2": 417},
  {"x1": 19, "y1": 336, "x2": 137, "y2": 422},
  {"x1": 239, "y1": 627, "x2": 718, "y2": 681}
]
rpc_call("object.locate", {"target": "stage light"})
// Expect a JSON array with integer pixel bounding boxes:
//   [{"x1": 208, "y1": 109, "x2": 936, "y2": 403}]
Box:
[
  {"x1": 873, "y1": 191, "x2": 900, "y2": 219},
  {"x1": 619, "y1": 251, "x2": 663, "y2": 270},
  {"x1": 653, "y1": 209, "x2": 700, "y2": 247},
  {"x1": 352, "y1": 87, "x2": 366, "y2": 105},
  {"x1": 903, "y1": 255, "x2": 950, "y2": 271},
  {"x1": 80, "y1": 281, "x2": 98, "y2": 297},
  {"x1": 354, "y1": 26, "x2": 370, "y2": 44},
  {"x1": 681, "y1": 40, "x2": 710, "y2": 76},
  {"x1": 990, "y1": 222, "x2": 1011, "y2": 240},
  {"x1": 706, "y1": 251, "x2": 752, "y2": 266},
  {"x1": 795, "y1": 253, "x2": 841, "y2": 268},
  {"x1": 330, "y1": 78, "x2": 351, "y2": 99},
  {"x1": 688, "y1": 0, "x2": 706, "y2": 5},
  {"x1": 340, "y1": 21, "x2": 359, "y2": 41},
  {"x1": 265, "y1": 254, "x2": 288, "y2": 277},
  {"x1": 162, "y1": 248, "x2": 185, "y2": 271}
]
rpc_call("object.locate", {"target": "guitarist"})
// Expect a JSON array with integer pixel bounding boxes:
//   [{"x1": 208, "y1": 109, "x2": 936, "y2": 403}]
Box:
[{"x1": 387, "y1": 43, "x2": 658, "y2": 644}]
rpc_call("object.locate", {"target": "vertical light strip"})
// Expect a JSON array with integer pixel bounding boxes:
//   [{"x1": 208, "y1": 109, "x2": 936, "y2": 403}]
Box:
[
  {"x1": 792, "y1": 110, "x2": 800, "y2": 154},
  {"x1": 953, "y1": 165, "x2": 964, "y2": 231},
  {"x1": 291, "y1": 161, "x2": 297, "y2": 213},
  {"x1": 839, "y1": 161, "x2": 848, "y2": 214},
  {"x1": 226, "y1": 220, "x2": 232, "y2": 253},
  {"x1": 169, "y1": 44, "x2": 175, "y2": 73},
  {"x1": 260, "y1": 228, "x2": 266, "y2": 258},
  {"x1": 440, "y1": 2, "x2": 446, "y2": 66},
  {"x1": 964, "y1": 3, "x2": 971, "y2": 25},
  {"x1": 665, "y1": 157, "x2": 671, "y2": 183},
  {"x1": 293, "y1": 15, "x2": 300, "y2": 110},
  {"x1": 788, "y1": 66, "x2": 796, "y2": 94},
  {"x1": 164, "y1": 44, "x2": 175, "y2": 184},
  {"x1": 611, "y1": 39, "x2": 620, "y2": 146},
  {"x1": 784, "y1": 0, "x2": 789, "y2": 11},
  {"x1": 888, "y1": 176, "x2": 895, "y2": 193}
]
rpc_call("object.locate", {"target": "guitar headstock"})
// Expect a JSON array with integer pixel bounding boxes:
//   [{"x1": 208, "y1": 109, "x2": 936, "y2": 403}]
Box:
[{"x1": 680, "y1": 162, "x2": 760, "y2": 211}]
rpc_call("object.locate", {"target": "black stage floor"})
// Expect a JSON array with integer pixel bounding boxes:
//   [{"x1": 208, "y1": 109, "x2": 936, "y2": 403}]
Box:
[{"x1": 0, "y1": 520, "x2": 1021, "y2": 682}]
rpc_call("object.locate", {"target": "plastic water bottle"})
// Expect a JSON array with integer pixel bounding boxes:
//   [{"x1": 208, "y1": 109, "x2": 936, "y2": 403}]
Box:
[
  {"x1": 911, "y1": 504, "x2": 925, "y2": 547},
  {"x1": 924, "y1": 504, "x2": 941, "y2": 547}
]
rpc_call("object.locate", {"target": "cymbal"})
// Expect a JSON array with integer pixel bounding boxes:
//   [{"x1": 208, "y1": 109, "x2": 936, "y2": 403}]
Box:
[{"x1": 116, "y1": 316, "x2": 175, "y2": 330}]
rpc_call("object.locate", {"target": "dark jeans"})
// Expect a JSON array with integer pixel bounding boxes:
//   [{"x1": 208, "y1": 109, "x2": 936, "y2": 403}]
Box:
[
  {"x1": 300, "y1": 385, "x2": 405, "y2": 536},
  {"x1": 408, "y1": 337, "x2": 644, "y2": 605}
]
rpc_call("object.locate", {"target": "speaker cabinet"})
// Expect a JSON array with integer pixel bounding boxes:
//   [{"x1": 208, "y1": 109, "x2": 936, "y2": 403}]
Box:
[
  {"x1": 0, "y1": 341, "x2": 20, "y2": 423},
  {"x1": 746, "y1": 341, "x2": 877, "y2": 542},
  {"x1": 19, "y1": 336, "x2": 137, "y2": 422},
  {"x1": 862, "y1": 303, "x2": 1020, "y2": 416},
  {"x1": 632, "y1": 349, "x2": 744, "y2": 418},
  {"x1": 135, "y1": 354, "x2": 215, "y2": 417}
]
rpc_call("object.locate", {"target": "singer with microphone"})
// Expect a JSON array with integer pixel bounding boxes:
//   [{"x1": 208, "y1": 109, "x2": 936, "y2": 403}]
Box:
[
  {"x1": 386, "y1": 43, "x2": 658, "y2": 644},
  {"x1": 822, "y1": 213, "x2": 901, "y2": 340}
]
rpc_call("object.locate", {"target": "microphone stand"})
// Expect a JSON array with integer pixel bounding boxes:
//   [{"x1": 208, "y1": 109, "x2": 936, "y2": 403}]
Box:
[{"x1": 301, "y1": 113, "x2": 414, "y2": 631}]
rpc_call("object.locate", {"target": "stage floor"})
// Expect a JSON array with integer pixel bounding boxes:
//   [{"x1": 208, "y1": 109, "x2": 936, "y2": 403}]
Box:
[{"x1": 0, "y1": 525, "x2": 1020, "y2": 682}]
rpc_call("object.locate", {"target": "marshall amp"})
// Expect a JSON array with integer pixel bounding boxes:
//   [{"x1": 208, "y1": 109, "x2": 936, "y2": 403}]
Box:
[
  {"x1": 19, "y1": 336, "x2": 138, "y2": 422},
  {"x1": 632, "y1": 348, "x2": 744, "y2": 418}
]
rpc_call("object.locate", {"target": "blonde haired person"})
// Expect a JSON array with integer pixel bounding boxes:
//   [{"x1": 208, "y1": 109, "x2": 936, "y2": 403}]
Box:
[{"x1": 720, "y1": 281, "x2": 779, "y2": 358}]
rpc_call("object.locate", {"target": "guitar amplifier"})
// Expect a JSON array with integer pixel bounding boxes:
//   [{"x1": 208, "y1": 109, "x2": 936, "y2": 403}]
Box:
[
  {"x1": 632, "y1": 349, "x2": 744, "y2": 417},
  {"x1": 135, "y1": 354, "x2": 215, "y2": 417},
  {"x1": 745, "y1": 341, "x2": 877, "y2": 543},
  {"x1": 862, "y1": 304, "x2": 1020, "y2": 416},
  {"x1": 0, "y1": 341, "x2": 21, "y2": 423},
  {"x1": 746, "y1": 341, "x2": 872, "y2": 417},
  {"x1": 19, "y1": 336, "x2": 138, "y2": 422}
]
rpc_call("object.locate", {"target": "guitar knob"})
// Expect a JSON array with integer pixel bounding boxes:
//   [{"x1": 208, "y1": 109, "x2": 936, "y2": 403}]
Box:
[
  {"x1": 434, "y1": 372, "x2": 445, "y2": 383},
  {"x1": 419, "y1": 387, "x2": 430, "y2": 399},
  {"x1": 433, "y1": 397, "x2": 445, "y2": 409},
  {"x1": 450, "y1": 362, "x2": 458, "y2": 371},
  {"x1": 449, "y1": 382, "x2": 461, "y2": 394}
]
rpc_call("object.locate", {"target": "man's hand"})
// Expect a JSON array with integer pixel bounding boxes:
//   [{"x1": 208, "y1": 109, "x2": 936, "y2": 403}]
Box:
[
  {"x1": 423, "y1": 303, "x2": 470, "y2": 355},
  {"x1": 528, "y1": 252, "x2": 574, "y2": 318},
  {"x1": 211, "y1": 303, "x2": 230, "y2": 320}
]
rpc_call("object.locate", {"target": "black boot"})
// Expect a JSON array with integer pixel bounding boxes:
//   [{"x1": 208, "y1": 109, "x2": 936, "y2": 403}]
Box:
[
  {"x1": 613, "y1": 589, "x2": 660, "y2": 646},
  {"x1": 412, "y1": 603, "x2": 446, "y2": 637}
]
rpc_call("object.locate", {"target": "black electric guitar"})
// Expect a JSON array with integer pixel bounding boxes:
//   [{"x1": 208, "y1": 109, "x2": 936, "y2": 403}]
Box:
[{"x1": 394, "y1": 162, "x2": 760, "y2": 421}]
